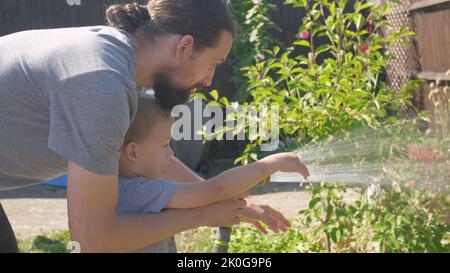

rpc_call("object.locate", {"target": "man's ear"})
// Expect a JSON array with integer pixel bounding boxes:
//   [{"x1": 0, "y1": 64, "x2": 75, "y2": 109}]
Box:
[
  {"x1": 124, "y1": 142, "x2": 138, "y2": 162},
  {"x1": 176, "y1": 35, "x2": 195, "y2": 61}
]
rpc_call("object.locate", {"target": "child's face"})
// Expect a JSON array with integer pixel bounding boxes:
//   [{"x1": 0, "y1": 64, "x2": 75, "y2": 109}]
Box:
[{"x1": 122, "y1": 118, "x2": 174, "y2": 180}]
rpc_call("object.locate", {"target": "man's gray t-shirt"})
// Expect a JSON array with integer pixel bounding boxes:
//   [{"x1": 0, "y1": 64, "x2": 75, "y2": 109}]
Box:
[{"x1": 0, "y1": 26, "x2": 138, "y2": 190}]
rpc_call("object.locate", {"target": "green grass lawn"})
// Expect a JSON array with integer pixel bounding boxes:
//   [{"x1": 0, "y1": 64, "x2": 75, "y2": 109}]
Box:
[
  {"x1": 18, "y1": 228, "x2": 216, "y2": 253},
  {"x1": 18, "y1": 230, "x2": 71, "y2": 253}
]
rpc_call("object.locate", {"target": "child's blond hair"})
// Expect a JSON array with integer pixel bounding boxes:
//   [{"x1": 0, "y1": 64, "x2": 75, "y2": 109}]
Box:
[{"x1": 123, "y1": 94, "x2": 171, "y2": 145}]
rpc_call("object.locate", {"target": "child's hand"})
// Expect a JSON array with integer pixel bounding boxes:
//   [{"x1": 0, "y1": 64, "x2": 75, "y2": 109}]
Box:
[{"x1": 263, "y1": 152, "x2": 310, "y2": 180}]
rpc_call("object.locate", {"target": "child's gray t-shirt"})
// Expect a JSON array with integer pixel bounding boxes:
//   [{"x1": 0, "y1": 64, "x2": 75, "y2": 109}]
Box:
[{"x1": 117, "y1": 177, "x2": 180, "y2": 253}]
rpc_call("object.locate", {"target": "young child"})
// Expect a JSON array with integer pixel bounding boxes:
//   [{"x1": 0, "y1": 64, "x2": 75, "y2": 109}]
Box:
[{"x1": 116, "y1": 94, "x2": 310, "y2": 252}]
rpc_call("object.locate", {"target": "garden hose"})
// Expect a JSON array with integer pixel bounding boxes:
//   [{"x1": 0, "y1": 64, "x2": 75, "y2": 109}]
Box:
[
  {"x1": 213, "y1": 177, "x2": 271, "y2": 253},
  {"x1": 213, "y1": 227, "x2": 232, "y2": 253}
]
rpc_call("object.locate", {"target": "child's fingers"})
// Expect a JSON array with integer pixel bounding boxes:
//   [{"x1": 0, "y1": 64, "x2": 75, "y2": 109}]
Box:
[{"x1": 298, "y1": 163, "x2": 310, "y2": 180}]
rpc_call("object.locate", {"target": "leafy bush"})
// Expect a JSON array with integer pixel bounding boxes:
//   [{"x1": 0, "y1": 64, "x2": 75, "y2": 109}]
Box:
[
  {"x1": 228, "y1": 0, "x2": 281, "y2": 102},
  {"x1": 204, "y1": 0, "x2": 418, "y2": 165},
  {"x1": 229, "y1": 183, "x2": 449, "y2": 253},
  {"x1": 196, "y1": 0, "x2": 449, "y2": 254},
  {"x1": 228, "y1": 115, "x2": 449, "y2": 253}
]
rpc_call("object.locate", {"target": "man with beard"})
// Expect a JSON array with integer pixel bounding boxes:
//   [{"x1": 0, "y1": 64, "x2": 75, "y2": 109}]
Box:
[{"x1": 0, "y1": 0, "x2": 291, "y2": 253}]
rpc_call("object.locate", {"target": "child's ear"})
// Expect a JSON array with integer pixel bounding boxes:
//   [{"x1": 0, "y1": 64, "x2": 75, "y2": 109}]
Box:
[{"x1": 124, "y1": 142, "x2": 138, "y2": 162}]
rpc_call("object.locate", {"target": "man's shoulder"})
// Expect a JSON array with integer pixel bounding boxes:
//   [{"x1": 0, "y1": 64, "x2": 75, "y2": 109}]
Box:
[
  {"x1": 3, "y1": 26, "x2": 137, "y2": 82},
  {"x1": 61, "y1": 26, "x2": 137, "y2": 74}
]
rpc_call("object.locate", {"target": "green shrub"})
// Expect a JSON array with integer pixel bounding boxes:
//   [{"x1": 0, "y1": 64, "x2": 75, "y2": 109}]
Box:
[
  {"x1": 202, "y1": 0, "x2": 418, "y2": 165},
  {"x1": 229, "y1": 183, "x2": 449, "y2": 253},
  {"x1": 228, "y1": 0, "x2": 281, "y2": 102}
]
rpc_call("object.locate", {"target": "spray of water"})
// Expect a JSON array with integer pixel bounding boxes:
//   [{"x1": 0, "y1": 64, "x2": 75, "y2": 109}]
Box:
[{"x1": 270, "y1": 123, "x2": 450, "y2": 192}]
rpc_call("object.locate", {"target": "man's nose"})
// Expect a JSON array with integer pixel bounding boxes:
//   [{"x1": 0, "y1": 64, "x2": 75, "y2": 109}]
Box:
[{"x1": 201, "y1": 68, "x2": 216, "y2": 87}]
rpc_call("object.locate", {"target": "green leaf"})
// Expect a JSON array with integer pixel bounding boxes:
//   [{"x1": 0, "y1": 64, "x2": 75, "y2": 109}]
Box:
[
  {"x1": 403, "y1": 31, "x2": 416, "y2": 37},
  {"x1": 374, "y1": 100, "x2": 380, "y2": 110},
  {"x1": 206, "y1": 101, "x2": 221, "y2": 107},
  {"x1": 311, "y1": 10, "x2": 321, "y2": 20},
  {"x1": 273, "y1": 46, "x2": 280, "y2": 56},
  {"x1": 331, "y1": 228, "x2": 338, "y2": 243},
  {"x1": 336, "y1": 208, "x2": 346, "y2": 218},
  {"x1": 293, "y1": 40, "x2": 311, "y2": 48},
  {"x1": 309, "y1": 197, "x2": 321, "y2": 209},
  {"x1": 210, "y1": 90, "x2": 219, "y2": 101},
  {"x1": 249, "y1": 153, "x2": 258, "y2": 162},
  {"x1": 193, "y1": 92, "x2": 207, "y2": 101},
  {"x1": 219, "y1": 96, "x2": 230, "y2": 106},
  {"x1": 315, "y1": 44, "x2": 331, "y2": 57}
]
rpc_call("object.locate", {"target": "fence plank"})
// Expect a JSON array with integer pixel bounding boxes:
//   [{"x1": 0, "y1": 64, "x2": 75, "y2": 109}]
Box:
[
  {"x1": 410, "y1": 0, "x2": 450, "y2": 10},
  {"x1": 414, "y1": 8, "x2": 450, "y2": 73}
]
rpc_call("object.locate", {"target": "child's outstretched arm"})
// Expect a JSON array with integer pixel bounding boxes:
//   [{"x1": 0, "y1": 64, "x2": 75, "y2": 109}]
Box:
[{"x1": 165, "y1": 152, "x2": 310, "y2": 209}]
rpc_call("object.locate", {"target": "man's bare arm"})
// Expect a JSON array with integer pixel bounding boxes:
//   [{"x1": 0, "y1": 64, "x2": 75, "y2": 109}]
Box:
[{"x1": 67, "y1": 161, "x2": 243, "y2": 252}]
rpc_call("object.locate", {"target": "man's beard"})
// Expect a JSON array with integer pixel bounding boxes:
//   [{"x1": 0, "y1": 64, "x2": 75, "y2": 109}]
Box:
[{"x1": 153, "y1": 73, "x2": 200, "y2": 111}]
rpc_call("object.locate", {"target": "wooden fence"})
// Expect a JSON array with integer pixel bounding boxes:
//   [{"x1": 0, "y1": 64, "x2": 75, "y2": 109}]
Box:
[
  {"x1": 411, "y1": 0, "x2": 450, "y2": 81},
  {"x1": 0, "y1": 0, "x2": 147, "y2": 36}
]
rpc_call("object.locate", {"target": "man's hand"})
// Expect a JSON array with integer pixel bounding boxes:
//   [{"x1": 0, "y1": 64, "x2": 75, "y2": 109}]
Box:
[
  {"x1": 238, "y1": 203, "x2": 291, "y2": 234},
  {"x1": 198, "y1": 198, "x2": 247, "y2": 228},
  {"x1": 198, "y1": 199, "x2": 291, "y2": 235}
]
